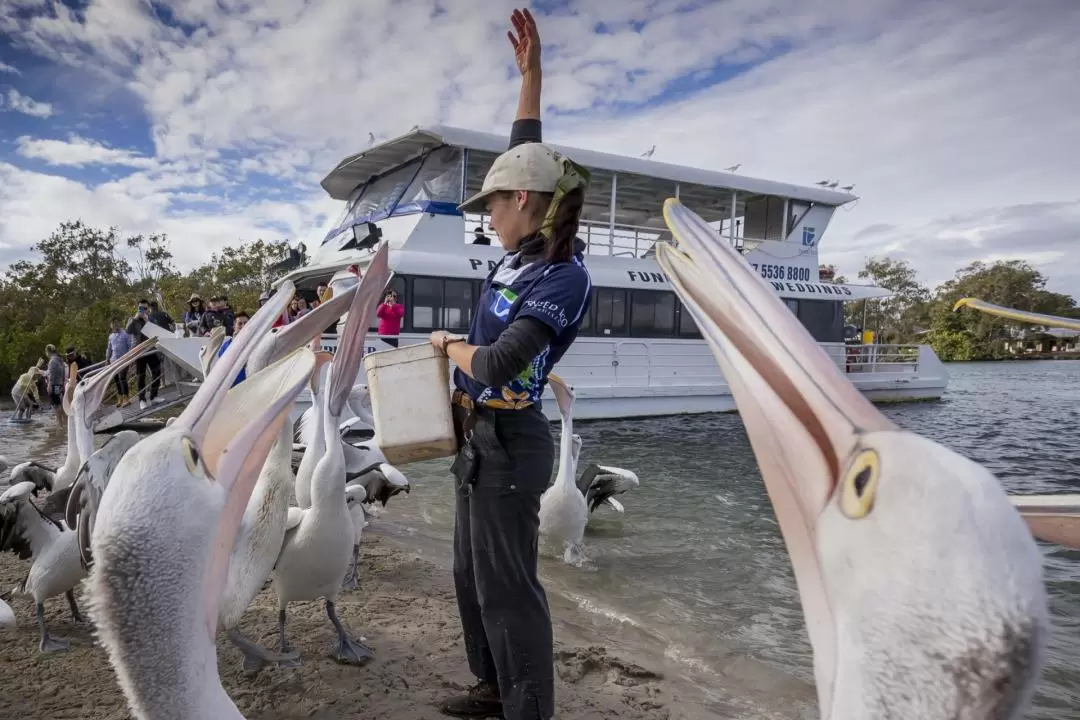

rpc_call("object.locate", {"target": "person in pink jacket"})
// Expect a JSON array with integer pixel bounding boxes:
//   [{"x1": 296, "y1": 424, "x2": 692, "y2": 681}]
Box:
[{"x1": 376, "y1": 289, "x2": 405, "y2": 347}]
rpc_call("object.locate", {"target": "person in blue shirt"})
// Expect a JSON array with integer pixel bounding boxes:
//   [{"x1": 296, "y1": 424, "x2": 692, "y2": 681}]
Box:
[
  {"x1": 215, "y1": 310, "x2": 250, "y2": 387},
  {"x1": 429, "y1": 10, "x2": 591, "y2": 720}
]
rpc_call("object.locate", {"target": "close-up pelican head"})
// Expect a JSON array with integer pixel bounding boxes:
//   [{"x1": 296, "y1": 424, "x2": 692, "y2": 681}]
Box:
[
  {"x1": 655, "y1": 199, "x2": 1049, "y2": 718},
  {"x1": 86, "y1": 280, "x2": 316, "y2": 719}
]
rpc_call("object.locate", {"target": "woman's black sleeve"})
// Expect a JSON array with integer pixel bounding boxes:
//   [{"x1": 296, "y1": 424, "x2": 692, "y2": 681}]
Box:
[
  {"x1": 508, "y1": 119, "x2": 542, "y2": 149},
  {"x1": 471, "y1": 317, "x2": 555, "y2": 387}
]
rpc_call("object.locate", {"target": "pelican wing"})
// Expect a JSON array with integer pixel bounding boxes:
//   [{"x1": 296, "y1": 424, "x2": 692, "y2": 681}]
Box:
[
  {"x1": 576, "y1": 463, "x2": 640, "y2": 513},
  {"x1": 953, "y1": 297, "x2": 1080, "y2": 331}
]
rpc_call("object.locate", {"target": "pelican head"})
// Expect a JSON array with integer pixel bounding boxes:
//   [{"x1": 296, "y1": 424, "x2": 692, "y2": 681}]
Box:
[
  {"x1": 655, "y1": 199, "x2": 1048, "y2": 719},
  {"x1": 70, "y1": 338, "x2": 159, "y2": 459},
  {"x1": 199, "y1": 326, "x2": 228, "y2": 378},
  {"x1": 87, "y1": 282, "x2": 315, "y2": 719}
]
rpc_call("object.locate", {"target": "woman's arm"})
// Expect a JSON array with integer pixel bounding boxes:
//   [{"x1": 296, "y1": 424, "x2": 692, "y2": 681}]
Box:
[
  {"x1": 394, "y1": 303, "x2": 405, "y2": 320},
  {"x1": 507, "y1": 8, "x2": 542, "y2": 149},
  {"x1": 434, "y1": 317, "x2": 554, "y2": 387}
]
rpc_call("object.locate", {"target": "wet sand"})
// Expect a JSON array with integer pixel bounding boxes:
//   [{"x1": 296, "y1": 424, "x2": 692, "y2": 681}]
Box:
[{"x1": 0, "y1": 528, "x2": 697, "y2": 719}]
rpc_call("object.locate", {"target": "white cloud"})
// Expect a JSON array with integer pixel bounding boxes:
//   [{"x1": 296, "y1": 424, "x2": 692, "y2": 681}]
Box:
[
  {"x1": 0, "y1": 60, "x2": 19, "y2": 75},
  {"x1": 0, "y1": 0, "x2": 1077, "y2": 295},
  {"x1": 16, "y1": 134, "x2": 155, "y2": 168},
  {"x1": 2, "y1": 88, "x2": 54, "y2": 117}
]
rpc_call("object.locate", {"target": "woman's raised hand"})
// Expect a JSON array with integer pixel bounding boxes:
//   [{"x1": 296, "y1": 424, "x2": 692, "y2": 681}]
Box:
[{"x1": 508, "y1": 8, "x2": 540, "y2": 76}]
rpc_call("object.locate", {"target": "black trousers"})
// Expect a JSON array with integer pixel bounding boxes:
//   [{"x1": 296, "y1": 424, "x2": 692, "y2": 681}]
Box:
[
  {"x1": 451, "y1": 404, "x2": 556, "y2": 720},
  {"x1": 113, "y1": 367, "x2": 129, "y2": 396},
  {"x1": 135, "y1": 352, "x2": 161, "y2": 400}
]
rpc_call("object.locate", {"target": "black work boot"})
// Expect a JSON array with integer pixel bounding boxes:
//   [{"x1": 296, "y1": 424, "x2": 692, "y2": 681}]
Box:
[{"x1": 440, "y1": 680, "x2": 504, "y2": 718}]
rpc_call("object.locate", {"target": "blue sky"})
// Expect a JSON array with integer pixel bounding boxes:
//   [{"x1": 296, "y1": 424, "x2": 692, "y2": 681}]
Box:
[{"x1": 0, "y1": 0, "x2": 1078, "y2": 292}]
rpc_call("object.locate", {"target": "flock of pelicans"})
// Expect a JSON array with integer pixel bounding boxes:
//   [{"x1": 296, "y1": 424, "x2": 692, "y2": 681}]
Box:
[{"x1": 0, "y1": 199, "x2": 1076, "y2": 718}]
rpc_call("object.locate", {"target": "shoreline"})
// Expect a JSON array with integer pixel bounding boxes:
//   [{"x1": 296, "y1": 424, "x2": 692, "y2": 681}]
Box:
[{"x1": 2, "y1": 522, "x2": 791, "y2": 719}]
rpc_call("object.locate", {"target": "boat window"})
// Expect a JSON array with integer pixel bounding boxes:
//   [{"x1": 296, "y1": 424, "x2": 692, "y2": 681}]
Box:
[
  {"x1": 594, "y1": 288, "x2": 627, "y2": 336},
  {"x1": 409, "y1": 277, "x2": 443, "y2": 331},
  {"x1": 784, "y1": 298, "x2": 799, "y2": 316},
  {"x1": 796, "y1": 299, "x2": 844, "y2": 343},
  {"x1": 578, "y1": 289, "x2": 595, "y2": 335},
  {"x1": 396, "y1": 146, "x2": 464, "y2": 210},
  {"x1": 442, "y1": 279, "x2": 475, "y2": 332},
  {"x1": 630, "y1": 290, "x2": 676, "y2": 337},
  {"x1": 676, "y1": 299, "x2": 702, "y2": 338},
  {"x1": 404, "y1": 275, "x2": 475, "y2": 333},
  {"x1": 743, "y1": 195, "x2": 786, "y2": 241},
  {"x1": 347, "y1": 160, "x2": 421, "y2": 224}
]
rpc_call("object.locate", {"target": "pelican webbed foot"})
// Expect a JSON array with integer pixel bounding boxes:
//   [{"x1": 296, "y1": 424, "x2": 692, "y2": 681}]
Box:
[
  {"x1": 276, "y1": 608, "x2": 302, "y2": 669},
  {"x1": 65, "y1": 590, "x2": 86, "y2": 624},
  {"x1": 326, "y1": 599, "x2": 372, "y2": 666},
  {"x1": 36, "y1": 603, "x2": 69, "y2": 653},
  {"x1": 341, "y1": 545, "x2": 361, "y2": 591},
  {"x1": 227, "y1": 627, "x2": 300, "y2": 675}
]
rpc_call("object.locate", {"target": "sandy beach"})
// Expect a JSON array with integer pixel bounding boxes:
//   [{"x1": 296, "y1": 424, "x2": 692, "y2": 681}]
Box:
[{"x1": 0, "y1": 526, "x2": 698, "y2": 719}]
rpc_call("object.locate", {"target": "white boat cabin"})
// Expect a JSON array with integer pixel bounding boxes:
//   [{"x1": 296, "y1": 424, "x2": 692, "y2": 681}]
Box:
[{"x1": 270, "y1": 125, "x2": 946, "y2": 419}]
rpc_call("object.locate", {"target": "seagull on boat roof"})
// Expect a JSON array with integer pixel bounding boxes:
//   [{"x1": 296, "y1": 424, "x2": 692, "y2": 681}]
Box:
[
  {"x1": 86, "y1": 281, "x2": 316, "y2": 719},
  {"x1": 816, "y1": 180, "x2": 830, "y2": 185},
  {"x1": 641, "y1": 145, "x2": 655, "y2": 158},
  {"x1": 655, "y1": 197, "x2": 1048, "y2": 718},
  {"x1": 826, "y1": 180, "x2": 839, "y2": 188},
  {"x1": 841, "y1": 184, "x2": 855, "y2": 191},
  {"x1": 367, "y1": 132, "x2": 376, "y2": 146},
  {"x1": 724, "y1": 163, "x2": 740, "y2": 172}
]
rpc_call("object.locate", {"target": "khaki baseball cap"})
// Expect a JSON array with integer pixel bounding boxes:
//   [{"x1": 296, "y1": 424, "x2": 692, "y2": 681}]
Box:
[{"x1": 459, "y1": 143, "x2": 574, "y2": 214}]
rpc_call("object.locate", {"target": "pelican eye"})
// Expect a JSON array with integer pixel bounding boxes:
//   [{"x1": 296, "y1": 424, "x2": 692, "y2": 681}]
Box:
[
  {"x1": 840, "y1": 449, "x2": 879, "y2": 519},
  {"x1": 182, "y1": 437, "x2": 204, "y2": 475}
]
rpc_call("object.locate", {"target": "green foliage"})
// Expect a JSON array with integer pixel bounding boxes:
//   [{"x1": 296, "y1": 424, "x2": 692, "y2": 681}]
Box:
[{"x1": 0, "y1": 221, "x2": 290, "y2": 390}]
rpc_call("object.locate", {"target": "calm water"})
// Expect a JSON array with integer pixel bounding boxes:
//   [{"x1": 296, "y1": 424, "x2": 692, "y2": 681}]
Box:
[{"x1": 3, "y1": 361, "x2": 1078, "y2": 717}]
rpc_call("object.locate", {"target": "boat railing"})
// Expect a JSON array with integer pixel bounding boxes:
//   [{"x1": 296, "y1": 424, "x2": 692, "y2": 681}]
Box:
[
  {"x1": 463, "y1": 215, "x2": 770, "y2": 259},
  {"x1": 821, "y1": 343, "x2": 922, "y2": 374}
]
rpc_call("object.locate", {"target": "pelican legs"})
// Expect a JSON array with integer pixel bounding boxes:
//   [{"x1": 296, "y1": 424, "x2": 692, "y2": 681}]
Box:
[
  {"x1": 37, "y1": 603, "x2": 69, "y2": 653},
  {"x1": 227, "y1": 627, "x2": 301, "y2": 675},
  {"x1": 66, "y1": 590, "x2": 86, "y2": 624},
  {"x1": 341, "y1": 544, "x2": 361, "y2": 591},
  {"x1": 275, "y1": 608, "x2": 302, "y2": 669},
  {"x1": 326, "y1": 599, "x2": 372, "y2": 666}
]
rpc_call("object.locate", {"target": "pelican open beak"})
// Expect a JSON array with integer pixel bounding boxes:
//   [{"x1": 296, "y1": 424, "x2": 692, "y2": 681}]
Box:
[
  {"x1": 168, "y1": 281, "x2": 315, "y2": 635},
  {"x1": 328, "y1": 243, "x2": 391, "y2": 417},
  {"x1": 1009, "y1": 494, "x2": 1080, "y2": 549},
  {"x1": 70, "y1": 338, "x2": 160, "y2": 449},
  {"x1": 656, "y1": 198, "x2": 896, "y2": 712},
  {"x1": 547, "y1": 373, "x2": 575, "y2": 421},
  {"x1": 259, "y1": 283, "x2": 359, "y2": 368}
]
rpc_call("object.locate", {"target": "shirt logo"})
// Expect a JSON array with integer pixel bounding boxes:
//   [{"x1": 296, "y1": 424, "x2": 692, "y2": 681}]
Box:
[{"x1": 490, "y1": 287, "x2": 518, "y2": 320}]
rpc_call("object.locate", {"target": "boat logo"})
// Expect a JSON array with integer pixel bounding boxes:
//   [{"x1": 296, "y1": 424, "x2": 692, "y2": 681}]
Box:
[
  {"x1": 490, "y1": 287, "x2": 518, "y2": 320},
  {"x1": 802, "y1": 227, "x2": 817, "y2": 247}
]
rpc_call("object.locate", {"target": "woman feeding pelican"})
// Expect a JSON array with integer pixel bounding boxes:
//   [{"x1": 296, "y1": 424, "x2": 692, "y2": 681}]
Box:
[{"x1": 429, "y1": 9, "x2": 592, "y2": 718}]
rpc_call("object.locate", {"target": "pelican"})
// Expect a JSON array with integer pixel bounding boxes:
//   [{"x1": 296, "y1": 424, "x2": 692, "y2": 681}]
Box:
[
  {"x1": 953, "y1": 297, "x2": 1080, "y2": 548},
  {"x1": 0, "y1": 597, "x2": 13, "y2": 627},
  {"x1": 65, "y1": 430, "x2": 141, "y2": 570},
  {"x1": 4, "y1": 461, "x2": 55, "y2": 493},
  {"x1": 538, "y1": 374, "x2": 588, "y2": 565},
  {"x1": 572, "y1": 439, "x2": 640, "y2": 514},
  {"x1": 272, "y1": 243, "x2": 389, "y2": 668},
  {"x1": 341, "y1": 461, "x2": 410, "y2": 590},
  {"x1": 87, "y1": 282, "x2": 314, "y2": 720},
  {"x1": 0, "y1": 480, "x2": 85, "y2": 652},
  {"x1": 656, "y1": 198, "x2": 1047, "y2": 718},
  {"x1": 54, "y1": 338, "x2": 159, "y2": 494},
  {"x1": 199, "y1": 326, "x2": 229, "y2": 378},
  {"x1": 215, "y1": 285, "x2": 359, "y2": 674}
]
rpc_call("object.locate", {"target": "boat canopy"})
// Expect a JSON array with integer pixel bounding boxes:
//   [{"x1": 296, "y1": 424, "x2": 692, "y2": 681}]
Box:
[{"x1": 320, "y1": 125, "x2": 856, "y2": 233}]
